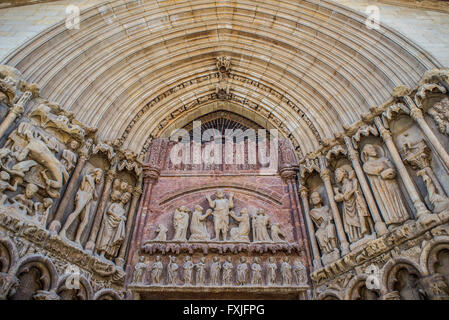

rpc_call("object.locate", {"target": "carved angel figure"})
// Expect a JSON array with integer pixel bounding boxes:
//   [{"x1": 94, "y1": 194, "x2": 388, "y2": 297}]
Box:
[{"x1": 361, "y1": 144, "x2": 409, "y2": 226}]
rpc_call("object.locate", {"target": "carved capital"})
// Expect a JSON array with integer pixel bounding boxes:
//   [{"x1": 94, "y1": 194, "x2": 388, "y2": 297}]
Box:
[
  {"x1": 143, "y1": 165, "x2": 161, "y2": 182},
  {"x1": 106, "y1": 169, "x2": 117, "y2": 182},
  {"x1": 133, "y1": 186, "x2": 143, "y2": 197},
  {"x1": 298, "y1": 185, "x2": 308, "y2": 199},
  {"x1": 280, "y1": 167, "x2": 297, "y2": 183},
  {"x1": 320, "y1": 168, "x2": 330, "y2": 180},
  {"x1": 374, "y1": 117, "x2": 392, "y2": 142},
  {"x1": 10, "y1": 104, "x2": 24, "y2": 116},
  {"x1": 401, "y1": 140, "x2": 431, "y2": 170},
  {"x1": 409, "y1": 105, "x2": 424, "y2": 121}
]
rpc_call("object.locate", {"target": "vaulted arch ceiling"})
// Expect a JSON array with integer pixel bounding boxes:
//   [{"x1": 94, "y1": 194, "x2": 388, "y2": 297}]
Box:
[{"x1": 2, "y1": 0, "x2": 441, "y2": 159}]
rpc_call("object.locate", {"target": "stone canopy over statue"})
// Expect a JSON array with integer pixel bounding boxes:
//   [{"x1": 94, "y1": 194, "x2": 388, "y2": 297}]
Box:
[{"x1": 150, "y1": 189, "x2": 288, "y2": 243}]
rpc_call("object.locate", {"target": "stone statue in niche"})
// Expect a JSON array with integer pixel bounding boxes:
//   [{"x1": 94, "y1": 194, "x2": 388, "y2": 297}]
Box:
[
  {"x1": 167, "y1": 255, "x2": 179, "y2": 285},
  {"x1": 266, "y1": 257, "x2": 277, "y2": 285},
  {"x1": 0, "y1": 171, "x2": 18, "y2": 204},
  {"x1": 281, "y1": 257, "x2": 292, "y2": 285},
  {"x1": 251, "y1": 257, "x2": 262, "y2": 285},
  {"x1": 361, "y1": 144, "x2": 409, "y2": 227},
  {"x1": 252, "y1": 209, "x2": 272, "y2": 242},
  {"x1": 309, "y1": 192, "x2": 338, "y2": 254},
  {"x1": 153, "y1": 224, "x2": 168, "y2": 241},
  {"x1": 334, "y1": 166, "x2": 374, "y2": 243},
  {"x1": 418, "y1": 170, "x2": 449, "y2": 215},
  {"x1": 210, "y1": 256, "x2": 222, "y2": 286},
  {"x1": 236, "y1": 257, "x2": 248, "y2": 286},
  {"x1": 132, "y1": 256, "x2": 147, "y2": 284},
  {"x1": 270, "y1": 223, "x2": 286, "y2": 242},
  {"x1": 206, "y1": 190, "x2": 234, "y2": 241},
  {"x1": 183, "y1": 255, "x2": 194, "y2": 285},
  {"x1": 195, "y1": 257, "x2": 206, "y2": 286},
  {"x1": 428, "y1": 98, "x2": 449, "y2": 135},
  {"x1": 172, "y1": 206, "x2": 189, "y2": 241},
  {"x1": 11, "y1": 182, "x2": 38, "y2": 216},
  {"x1": 293, "y1": 260, "x2": 307, "y2": 285},
  {"x1": 189, "y1": 205, "x2": 212, "y2": 241},
  {"x1": 150, "y1": 255, "x2": 163, "y2": 285},
  {"x1": 96, "y1": 191, "x2": 130, "y2": 259},
  {"x1": 222, "y1": 256, "x2": 234, "y2": 285},
  {"x1": 61, "y1": 140, "x2": 79, "y2": 173},
  {"x1": 59, "y1": 168, "x2": 103, "y2": 245},
  {"x1": 229, "y1": 208, "x2": 250, "y2": 242}
]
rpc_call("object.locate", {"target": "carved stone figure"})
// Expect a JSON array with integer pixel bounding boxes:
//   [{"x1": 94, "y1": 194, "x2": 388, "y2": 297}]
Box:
[
  {"x1": 281, "y1": 257, "x2": 292, "y2": 285},
  {"x1": 96, "y1": 191, "x2": 130, "y2": 259},
  {"x1": 251, "y1": 257, "x2": 262, "y2": 285},
  {"x1": 59, "y1": 168, "x2": 103, "y2": 245},
  {"x1": 334, "y1": 167, "x2": 374, "y2": 243},
  {"x1": 418, "y1": 170, "x2": 449, "y2": 214},
  {"x1": 150, "y1": 256, "x2": 163, "y2": 285},
  {"x1": 189, "y1": 205, "x2": 211, "y2": 241},
  {"x1": 195, "y1": 257, "x2": 206, "y2": 286},
  {"x1": 153, "y1": 224, "x2": 168, "y2": 241},
  {"x1": 61, "y1": 140, "x2": 79, "y2": 173},
  {"x1": 167, "y1": 255, "x2": 179, "y2": 285},
  {"x1": 237, "y1": 257, "x2": 248, "y2": 285},
  {"x1": 183, "y1": 255, "x2": 194, "y2": 285},
  {"x1": 222, "y1": 256, "x2": 233, "y2": 285},
  {"x1": 362, "y1": 144, "x2": 409, "y2": 226},
  {"x1": 252, "y1": 209, "x2": 271, "y2": 242},
  {"x1": 0, "y1": 171, "x2": 18, "y2": 204},
  {"x1": 293, "y1": 260, "x2": 307, "y2": 285},
  {"x1": 428, "y1": 98, "x2": 449, "y2": 135},
  {"x1": 270, "y1": 223, "x2": 286, "y2": 242},
  {"x1": 12, "y1": 182, "x2": 38, "y2": 216},
  {"x1": 206, "y1": 190, "x2": 234, "y2": 241},
  {"x1": 266, "y1": 257, "x2": 277, "y2": 285},
  {"x1": 210, "y1": 256, "x2": 221, "y2": 286},
  {"x1": 229, "y1": 208, "x2": 250, "y2": 242},
  {"x1": 35, "y1": 197, "x2": 53, "y2": 227},
  {"x1": 309, "y1": 192, "x2": 338, "y2": 254},
  {"x1": 172, "y1": 206, "x2": 189, "y2": 241},
  {"x1": 132, "y1": 256, "x2": 147, "y2": 284},
  {"x1": 15, "y1": 126, "x2": 69, "y2": 198}
]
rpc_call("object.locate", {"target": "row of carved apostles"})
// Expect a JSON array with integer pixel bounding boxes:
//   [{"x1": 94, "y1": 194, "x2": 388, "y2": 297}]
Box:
[
  {"x1": 300, "y1": 84, "x2": 449, "y2": 269},
  {"x1": 0, "y1": 65, "x2": 143, "y2": 266},
  {"x1": 132, "y1": 255, "x2": 307, "y2": 287},
  {"x1": 152, "y1": 190, "x2": 287, "y2": 243}
]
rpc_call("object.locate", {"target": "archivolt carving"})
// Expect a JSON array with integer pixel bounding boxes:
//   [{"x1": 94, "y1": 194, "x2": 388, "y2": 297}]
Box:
[
  {"x1": 56, "y1": 273, "x2": 93, "y2": 300},
  {"x1": 0, "y1": 236, "x2": 18, "y2": 273},
  {"x1": 381, "y1": 257, "x2": 424, "y2": 295},
  {"x1": 93, "y1": 288, "x2": 122, "y2": 300},
  {"x1": 419, "y1": 236, "x2": 449, "y2": 275}
]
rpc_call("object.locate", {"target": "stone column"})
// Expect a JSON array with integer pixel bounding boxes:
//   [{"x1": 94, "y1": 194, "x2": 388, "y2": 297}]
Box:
[
  {"x1": 116, "y1": 184, "x2": 143, "y2": 268},
  {"x1": 298, "y1": 184, "x2": 322, "y2": 269},
  {"x1": 85, "y1": 168, "x2": 116, "y2": 252},
  {"x1": 374, "y1": 117, "x2": 437, "y2": 224},
  {"x1": 0, "y1": 91, "x2": 31, "y2": 138},
  {"x1": 319, "y1": 157, "x2": 349, "y2": 255},
  {"x1": 49, "y1": 142, "x2": 91, "y2": 232},
  {"x1": 344, "y1": 136, "x2": 388, "y2": 236},
  {"x1": 404, "y1": 96, "x2": 449, "y2": 172}
]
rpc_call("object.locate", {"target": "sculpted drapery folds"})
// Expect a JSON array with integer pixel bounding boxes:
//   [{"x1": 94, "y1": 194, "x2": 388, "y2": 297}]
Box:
[
  {"x1": 210, "y1": 256, "x2": 221, "y2": 286},
  {"x1": 334, "y1": 167, "x2": 374, "y2": 243},
  {"x1": 151, "y1": 256, "x2": 163, "y2": 285},
  {"x1": 132, "y1": 256, "x2": 147, "y2": 284},
  {"x1": 361, "y1": 144, "x2": 409, "y2": 226},
  {"x1": 252, "y1": 208, "x2": 271, "y2": 242},
  {"x1": 309, "y1": 191, "x2": 338, "y2": 254},
  {"x1": 236, "y1": 257, "x2": 248, "y2": 286},
  {"x1": 189, "y1": 205, "x2": 211, "y2": 241},
  {"x1": 96, "y1": 191, "x2": 130, "y2": 259},
  {"x1": 206, "y1": 190, "x2": 234, "y2": 241},
  {"x1": 266, "y1": 257, "x2": 277, "y2": 285},
  {"x1": 172, "y1": 206, "x2": 189, "y2": 241},
  {"x1": 60, "y1": 168, "x2": 103, "y2": 245},
  {"x1": 229, "y1": 208, "x2": 250, "y2": 242}
]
